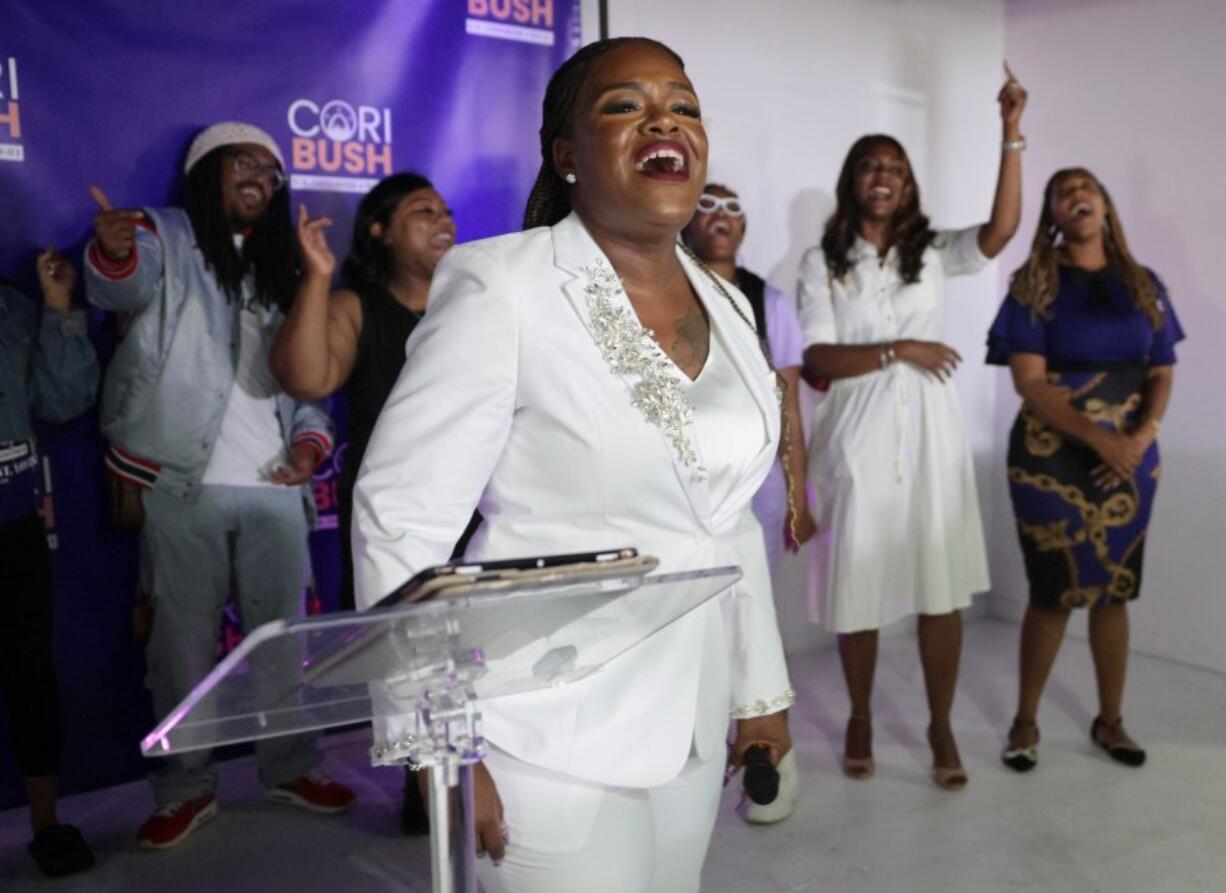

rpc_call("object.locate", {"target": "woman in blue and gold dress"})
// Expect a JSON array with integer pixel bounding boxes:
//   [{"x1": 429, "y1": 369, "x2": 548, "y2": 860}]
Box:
[{"x1": 986, "y1": 167, "x2": 1183, "y2": 772}]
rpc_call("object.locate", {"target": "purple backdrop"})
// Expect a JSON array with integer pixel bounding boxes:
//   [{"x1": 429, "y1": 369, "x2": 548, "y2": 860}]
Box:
[{"x1": 0, "y1": 0, "x2": 579, "y2": 809}]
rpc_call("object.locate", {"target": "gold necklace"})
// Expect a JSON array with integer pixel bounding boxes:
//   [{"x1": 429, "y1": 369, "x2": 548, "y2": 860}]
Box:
[{"x1": 678, "y1": 243, "x2": 760, "y2": 341}]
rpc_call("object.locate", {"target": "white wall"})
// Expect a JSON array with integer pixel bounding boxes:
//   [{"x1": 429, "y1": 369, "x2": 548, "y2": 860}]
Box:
[
  {"x1": 586, "y1": 0, "x2": 1010, "y2": 654},
  {"x1": 997, "y1": 0, "x2": 1226, "y2": 672}
]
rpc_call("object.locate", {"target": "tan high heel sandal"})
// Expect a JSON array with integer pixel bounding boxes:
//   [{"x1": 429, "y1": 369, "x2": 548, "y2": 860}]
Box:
[
  {"x1": 928, "y1": 725, "x2": 968, "y2": 791},
  {"x1": 843, "y1": 714, "x2": 875, "y2": 780}
]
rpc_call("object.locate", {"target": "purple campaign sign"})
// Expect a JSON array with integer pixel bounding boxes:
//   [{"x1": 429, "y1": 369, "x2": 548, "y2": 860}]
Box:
[{"x1": 0, "y1": 0, "x2": 578, "y2": 808}]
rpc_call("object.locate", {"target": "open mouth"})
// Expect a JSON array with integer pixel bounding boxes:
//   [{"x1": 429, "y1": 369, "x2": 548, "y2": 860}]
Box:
[
  {"x1": 634, "y1": 141, "x2": 689, "y2": 181},
  {"x1": 237, "y1": 183, "x2": 265, "y2": 204},
  {"x1": 711, "y1": 220, "x2": 732, "y2": 236},
  {"x1": 1072, "y1": 202, "x2": 1093, "y2": 218},
  {"x1": 869, "y1": 185, "x2": 892, "y2": 200},
  {"x1": 430, "y1": 232, "x2": 454, "y2": 250}
]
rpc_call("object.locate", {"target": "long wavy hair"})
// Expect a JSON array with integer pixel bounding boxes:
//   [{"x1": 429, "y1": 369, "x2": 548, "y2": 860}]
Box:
[
  {"x1": 821, "y1": 134, "x2": 935, "y2": 284},
  {"x1": 522, "y1": 37, "x2": 685, "y2": 230},
  {"x1": 184, "y1": 147, "x2": 297, "y2": 309},
  {"x1": 1009, "y1": 167, "x2": 1160, "y2": 327},
  {"x1": 340, "y1": 171, "x2": 434, "y2": 293}
]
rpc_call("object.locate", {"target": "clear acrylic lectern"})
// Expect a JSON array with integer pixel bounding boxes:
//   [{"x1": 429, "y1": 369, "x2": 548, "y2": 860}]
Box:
[{"x1": 141, "y1": 564, "x2": 742, "y2": 893}]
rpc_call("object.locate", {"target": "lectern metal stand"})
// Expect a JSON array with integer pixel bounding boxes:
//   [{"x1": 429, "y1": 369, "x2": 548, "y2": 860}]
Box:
[{"x1": 141, "y1": 565, "x2": 741, "y2": 893}]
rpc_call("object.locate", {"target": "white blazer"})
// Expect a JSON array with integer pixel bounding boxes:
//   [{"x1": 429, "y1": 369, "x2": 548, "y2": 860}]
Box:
[{"x1": 353, "y1": 212, "x2": 793, "y2": 788}]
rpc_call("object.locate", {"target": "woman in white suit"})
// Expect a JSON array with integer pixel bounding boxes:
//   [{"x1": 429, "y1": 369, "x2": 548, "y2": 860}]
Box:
[{"x1": 353, "y1": 38, "x2": 793, "y2": 893}]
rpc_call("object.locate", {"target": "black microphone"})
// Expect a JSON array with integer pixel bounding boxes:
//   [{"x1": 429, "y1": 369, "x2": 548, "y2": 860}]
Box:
[{"x1": 742, "y1": 744, "x2": 779, "y2": 805}]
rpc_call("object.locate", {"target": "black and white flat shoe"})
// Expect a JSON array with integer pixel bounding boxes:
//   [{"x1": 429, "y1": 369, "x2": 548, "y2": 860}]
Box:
[
  {"x1": 1091, "y1": 716, "x2": 1147, "y2": 767},
  {"x1": 1001, "y1": 718, "x2": 1039, "y2": 773}
]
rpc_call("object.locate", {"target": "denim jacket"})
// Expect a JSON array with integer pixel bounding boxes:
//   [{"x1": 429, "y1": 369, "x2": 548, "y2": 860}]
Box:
[
  {"x1": 0, "y1": 282, "x2": 99, "y2": 441},
  {"x1": 83, "y1": 207, "x2": 333, "y2": 503}
]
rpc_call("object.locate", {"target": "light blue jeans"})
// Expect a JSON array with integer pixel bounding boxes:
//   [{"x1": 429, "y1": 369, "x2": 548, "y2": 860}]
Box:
[{"x1": 142, "y1": 484, "x2": 320, "y2": 806}]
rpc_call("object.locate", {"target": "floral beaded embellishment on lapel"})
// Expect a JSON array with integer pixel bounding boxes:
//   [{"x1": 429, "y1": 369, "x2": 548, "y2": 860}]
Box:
[{"x1": 581, "y1": 260, "x2": 708, "y2": 482}]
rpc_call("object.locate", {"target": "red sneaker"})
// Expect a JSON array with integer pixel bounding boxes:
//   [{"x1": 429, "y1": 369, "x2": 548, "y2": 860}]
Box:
[
  {"x1": 137, "y1": 794, "x2": 217, "y2": 850},
  {"x1": 265, "y1": 772, "x2": 356, "y2": 814}
]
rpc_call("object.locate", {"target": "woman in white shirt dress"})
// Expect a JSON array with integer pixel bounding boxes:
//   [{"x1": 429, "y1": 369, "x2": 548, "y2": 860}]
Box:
[
  {"x1": 354, "y1": 38, "x2": 792, "y2": 892},
  {"x1": 797, "y1": 69, "x2": 1027, "y2": 789}
]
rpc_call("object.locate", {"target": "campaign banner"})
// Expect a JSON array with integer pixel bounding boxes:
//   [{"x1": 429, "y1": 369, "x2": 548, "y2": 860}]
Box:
[{"x1": 0, "y1": 0, "x2": 579, "y2": 808}]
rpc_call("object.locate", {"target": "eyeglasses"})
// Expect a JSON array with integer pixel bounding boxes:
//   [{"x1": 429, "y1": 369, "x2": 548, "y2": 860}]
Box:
[
  {"x1": 230, "y1": 153, "x2": 286, "y2": 192},
  {"x1": 696, "y1": 194, "x2": 745, "y2": 217}
]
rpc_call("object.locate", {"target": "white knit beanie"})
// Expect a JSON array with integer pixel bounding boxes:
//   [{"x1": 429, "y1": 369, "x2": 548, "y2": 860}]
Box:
[{"x1": 183, "y1": 122, "x2": 285, "y2": 174}]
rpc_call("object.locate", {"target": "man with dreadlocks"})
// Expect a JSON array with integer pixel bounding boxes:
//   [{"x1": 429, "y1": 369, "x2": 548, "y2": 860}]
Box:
[{"x1": 84, "y1": 122, "x2": 355, "y2": 850}]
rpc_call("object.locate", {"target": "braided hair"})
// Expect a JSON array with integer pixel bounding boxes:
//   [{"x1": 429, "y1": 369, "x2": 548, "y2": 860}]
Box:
[
  {"x1": 522, "y1": 37, "x2": 685, "y2": 230},
  {"x1": 184, "y1": 147, "x2": 297, "y2": 309},
  {"x1": 821, "y1": 134, "x2": 936, "y2": 285}
]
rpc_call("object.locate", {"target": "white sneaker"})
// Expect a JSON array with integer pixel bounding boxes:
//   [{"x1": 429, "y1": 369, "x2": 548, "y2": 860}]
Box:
[{"x1": 742, "y1": 749, "x2": 798, "y2": 824}]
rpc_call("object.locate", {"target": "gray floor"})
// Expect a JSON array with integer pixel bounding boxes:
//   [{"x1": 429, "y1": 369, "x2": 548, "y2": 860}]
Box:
[{"x1": 2, "y1": 618, "x2": 1223, "y2": 892}]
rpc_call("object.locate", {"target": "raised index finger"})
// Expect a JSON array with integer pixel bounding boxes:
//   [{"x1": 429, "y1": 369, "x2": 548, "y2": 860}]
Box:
[
  {"x1": 90, "y1": 185, "x2": 113, "y2": 212},
  {"x1": 1003, "y1": 60, "x2": 1019, "y2": 85}
]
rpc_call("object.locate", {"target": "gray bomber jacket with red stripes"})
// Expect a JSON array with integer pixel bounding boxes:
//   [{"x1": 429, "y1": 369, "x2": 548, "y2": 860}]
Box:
[{"x1": 84, "y1": 206, "x2": 333, "y2": 505}]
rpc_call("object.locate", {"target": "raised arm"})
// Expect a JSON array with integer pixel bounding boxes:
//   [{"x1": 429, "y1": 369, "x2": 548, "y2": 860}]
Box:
[
  {"x1": 83, "y1": 186, "x2": 163, "y2": 313},
  {"x1": 269, "y1": 204, "x2": 362, "y2": 399},
  {"x1": 978, "y1": 63, "x2": 1028, "y2": 259}
]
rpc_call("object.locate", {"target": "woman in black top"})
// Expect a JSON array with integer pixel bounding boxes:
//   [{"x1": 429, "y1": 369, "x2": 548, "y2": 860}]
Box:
[
  {"x1": 272, "y1": 172, "x2": 460, "y2": 610},
  {"x1": 272, "y1": 172, "x2": 462, "y2": 833}
]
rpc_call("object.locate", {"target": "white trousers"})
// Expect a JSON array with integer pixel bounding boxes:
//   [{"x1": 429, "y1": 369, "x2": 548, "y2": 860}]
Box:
[{"x1": 476, "y1": 745, "x2": 726, "y2": 893}]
